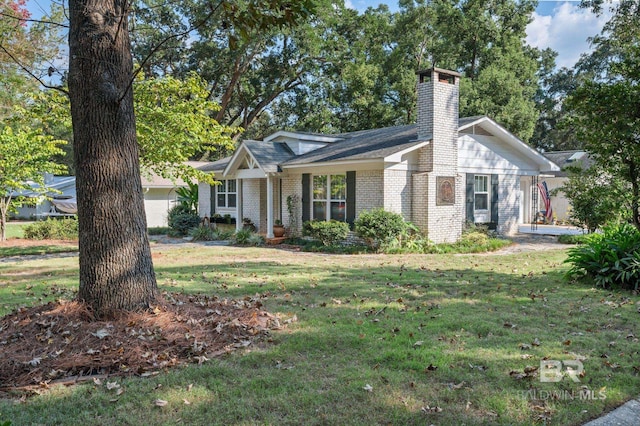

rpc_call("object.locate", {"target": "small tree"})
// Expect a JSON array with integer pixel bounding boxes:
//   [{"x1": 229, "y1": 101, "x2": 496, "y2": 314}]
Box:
[
  {"x1": 0, "y1": 126, "x2": 66, "y2": 240},
  {"x1": 555, "y1": 164, "x2": 631, "y2": 233}
]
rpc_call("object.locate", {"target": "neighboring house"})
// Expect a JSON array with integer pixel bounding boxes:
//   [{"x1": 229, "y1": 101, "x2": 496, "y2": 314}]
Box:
[
  {"x1": 12, "y1": 174, "x2": 77, "y2": 219},
  {"x1": 139, "y1": 162, "x2": 208, "y2": 228},
  {"x1": 541, "y1": 150, "x2": 591, "y2": 222},
  {"x1": 198, "y1": 68, "x2": 559, "y2": 243},
  {"x1": 12, "y1": 163, "x2": 207, "y2": 228}
]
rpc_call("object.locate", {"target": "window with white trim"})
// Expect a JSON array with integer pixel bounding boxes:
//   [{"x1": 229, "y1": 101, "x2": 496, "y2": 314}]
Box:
[
  {"x1": 216, "y1": 179, "x2": 237, "y2": 208},
  {"x1": 312, "y1": 174, "x2": 346, "y2": 221},
  {"x1": 474, "y1": 175, "x2": 489, "y2": 211}
]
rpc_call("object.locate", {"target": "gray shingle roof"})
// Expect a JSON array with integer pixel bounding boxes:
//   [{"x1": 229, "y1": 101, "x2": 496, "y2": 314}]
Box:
[
  {"x1": 458, "y1": 115, "x2": 486, "y2": 128},
  {"x1": 543, "y1": 150, "x2": 592, "y2": 177},
  {"x1": 197, "y1": 156, "x2": 232, "y2": 172},
  {"x1": 243, "y1": 140, "x2": 296, "y2": 172},
  {"x1": 283, "y1": 125, "x2": 423, "y2": 165}
]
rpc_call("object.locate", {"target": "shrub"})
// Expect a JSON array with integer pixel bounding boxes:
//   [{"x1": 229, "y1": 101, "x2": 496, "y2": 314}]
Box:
[
  {"x1": 189, "y1": 225, "x2": 233, "y2": 241},
  {"x1": 303, "y1": 220, "x2": 349, "y2": 246},
  {"x1": 355, "y1": 209, "x2": 407, "y2": 250},
  {"x1": 557, "y1": 233, "x2": 588, "y2": 245},
  {"x1": 23, "y1": 218, "x2": 78, "y2": 240},
  {"x1": 167, "y1": 205, "x2": 200, "y2": 236},
  {"x1": 565, "y1": 222, "x2": 640, "y2": 290},
  {"x1": 147, "y1": 227, "x2": 171, "y2": 236},
  {"x1": 232, "y1": 228, "x2": 264, "y2": 246}
]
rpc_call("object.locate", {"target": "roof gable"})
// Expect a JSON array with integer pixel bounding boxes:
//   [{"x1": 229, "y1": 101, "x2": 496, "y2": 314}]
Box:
[{"x1": 223, "y1": 140, "x2": 295, "y2": 176}]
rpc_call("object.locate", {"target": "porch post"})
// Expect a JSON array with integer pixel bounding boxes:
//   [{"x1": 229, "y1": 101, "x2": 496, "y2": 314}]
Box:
[
  {"x1": 266, "y1": 174, "x2": 274, "y2": 238},
  {"x1": 236, "y1": 179, "x2": 243, "y2": 232}
]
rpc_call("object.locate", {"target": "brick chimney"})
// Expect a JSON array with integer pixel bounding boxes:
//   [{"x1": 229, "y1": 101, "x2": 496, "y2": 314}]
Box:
[
  {"x1": 412, "y1": 67, "x2": 462, "y2": 243},
  {"x1": 416, "y1": 67, "x2": 460, "y2": 169}
]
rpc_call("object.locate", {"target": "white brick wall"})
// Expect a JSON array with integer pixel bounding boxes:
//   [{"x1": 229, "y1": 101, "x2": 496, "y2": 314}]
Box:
[
  {"x1": 198, "y1": 182, "x2": 211, "y2": 218},
  {"x1": 242, "y1": 179, "x2": 261, "y2": 229},
  {"x1": 384, "y1": 169, "x2": 412, "y2": 218},
  {"x1": 497, "y1": 174, "x2": 520, "y2": 235},
  {"x1": 356, "y1": 170, "x2": 384, "y2": 216},
  {"x1": 281, "y1": 174, "x2": 302, "y2": 234}
]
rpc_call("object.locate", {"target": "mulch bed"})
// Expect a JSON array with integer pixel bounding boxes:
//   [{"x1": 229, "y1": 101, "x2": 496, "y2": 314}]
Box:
[{"x1": 0, "y1": 293, "x2": 284, "y2": 393}]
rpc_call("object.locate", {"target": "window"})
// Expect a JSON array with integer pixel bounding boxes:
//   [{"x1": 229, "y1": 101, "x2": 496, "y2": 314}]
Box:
[
  {"x1": 216, "y1": 179, "x2": 237, "y2": 208},
  {"x1": 474, "y1": 175, "x2": 489, "y2": 211},
  {"x1": 312, "y1": 174, "x2": 346, "y2": 221}
]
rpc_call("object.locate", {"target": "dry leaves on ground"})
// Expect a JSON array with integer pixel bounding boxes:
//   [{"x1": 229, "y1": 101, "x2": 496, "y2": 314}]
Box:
[{"x1": 0, "y1": 292, "x2": 285, "y2": 392}]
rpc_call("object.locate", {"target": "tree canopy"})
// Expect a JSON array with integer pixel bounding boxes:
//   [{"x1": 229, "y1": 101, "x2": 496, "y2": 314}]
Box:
[{"x1": 0, "y1": 126, "x2": 66, "y2": 241}]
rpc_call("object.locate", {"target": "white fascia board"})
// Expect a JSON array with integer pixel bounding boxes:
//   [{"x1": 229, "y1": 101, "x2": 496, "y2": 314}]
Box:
[
  {"x1": 222, "y1": 143, "x2": 265, "y2": 177},
  {"x1": 473, "y1": 118, "x2": 560, "y2": 172},
  {"x1": 458, "y1": 117, "x2": 486, "y2": 132},
  {"x1": 383, "y1": 141, "x2": 430, "y2": 163},
  {"x1": 263, "y1": 130, "x2": 343, "y2": 143}
]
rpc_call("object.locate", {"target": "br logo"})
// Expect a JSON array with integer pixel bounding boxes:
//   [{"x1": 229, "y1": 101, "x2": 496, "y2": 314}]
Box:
[{"x1": 540, "y1": 360, "x2": 583, "y2": 382}]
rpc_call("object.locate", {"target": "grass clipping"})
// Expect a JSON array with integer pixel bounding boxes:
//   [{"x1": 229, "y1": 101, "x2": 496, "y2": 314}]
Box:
[{"x1": 0, "y1": 293, "x2": 284, "y2": 391}]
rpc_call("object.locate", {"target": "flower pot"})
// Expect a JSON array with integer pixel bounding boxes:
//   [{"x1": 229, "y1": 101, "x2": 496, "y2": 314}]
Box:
[{"x1": 273, "y1": 224, "x2": 285, "y2": 238}]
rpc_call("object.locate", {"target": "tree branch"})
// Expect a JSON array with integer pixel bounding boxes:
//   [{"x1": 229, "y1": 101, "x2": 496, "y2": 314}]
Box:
[
  {"x1": 0, "y1": 11, "x2": 69, "y2": 28},
  {"x1": 0, "y1": 44, "x2": 69, "y2": 95},
  {"x1": 118, "y1": 0, "x2": 225, "y2": 103}
]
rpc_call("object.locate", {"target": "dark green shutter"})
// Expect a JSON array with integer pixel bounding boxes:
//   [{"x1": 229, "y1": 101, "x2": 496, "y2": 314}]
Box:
[
  {"x1": 210, "y1": 184, "x2": 216, "y2": 215},
  {"x1": 302, "y1": 174, "x2": 310, "y2": 223},
  {"x1": 346, "y1": 171, "x2": 356, "y2": 227},
  {"x1": 465, "y1": 174, "x2": 474, "y2": 223},
  {"x1": 490, "y1": 174, "x2": 499, "y2": 230}
]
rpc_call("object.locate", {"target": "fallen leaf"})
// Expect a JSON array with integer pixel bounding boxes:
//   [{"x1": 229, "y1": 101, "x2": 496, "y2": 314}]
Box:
[
  {"x1": 93, "y1": 377, "x2": 103, "y2": 386},
  {"x1": 509, "y1": 370, "x2": 526, "y2": 380},
  {"x1": 106, "y1": 382, "x2": 120, "y2": 390},
  {"x1": 425, "y1": 363, "x2": 438, "y2": 372},
  {"x1": 519, "y1": 343, "x2": 531, "y2": 350},
  {"x1": 563, "y1": 339, "x2": 572, "y2": 346},
  {"x1": 92, "y1": 328, "x2": 111, "y2": 339},
  {"x1": 448, "y1": 381, "x2": 465, "y2": 390},
  {"x1": 154, "y1": 399, "x2": 168, "y2": 407},
  {"x1": 183, "y1": 399, "x2": 191, "y2": 405},
  {"x1": 363, "y1": 384, "x2": 373, "y2": 392},
  {"x1": 421, "y1": 405, "x2": 443, "y2": 413},
  {"x1": 413, "y1": 341, "x2": 424, "y2": 347},
  {"x1": 27, "y1": 357, "x2": 42, "y2": 367},
  {"x1": 532, "y1": 338, "x2": 541, "y2": 346}
]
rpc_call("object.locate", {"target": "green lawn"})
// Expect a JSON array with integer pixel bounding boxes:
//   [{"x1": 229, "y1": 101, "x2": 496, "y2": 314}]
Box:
[
  {"x1": 3, "y1": 222, "x2": 26, "y2": 239},
  {"x1": 1, "y1": 245, "x2": 639, "y2": 425}
]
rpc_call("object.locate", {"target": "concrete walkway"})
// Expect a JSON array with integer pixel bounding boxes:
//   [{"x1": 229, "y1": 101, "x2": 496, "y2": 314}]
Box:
[
  {"x1": 518, "y1": 224, "x2": 586, "y2": 236},
  {"x1": 583, "y1": 398, "x2": 640, "y2": 425}
]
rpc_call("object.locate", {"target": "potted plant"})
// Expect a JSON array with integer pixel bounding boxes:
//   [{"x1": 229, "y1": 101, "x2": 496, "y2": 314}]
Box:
[
  {"x1": 273, "y1": 219, "x2": 285, "y2": 237},
  {"x1": 242, "y1": 217, "x2": 256, "y2": 232}
]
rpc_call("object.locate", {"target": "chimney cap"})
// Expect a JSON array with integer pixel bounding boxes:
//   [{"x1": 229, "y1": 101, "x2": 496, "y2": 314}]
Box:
[{"x1": 416, "y1": 67, "x2": 461, "y2": 78}]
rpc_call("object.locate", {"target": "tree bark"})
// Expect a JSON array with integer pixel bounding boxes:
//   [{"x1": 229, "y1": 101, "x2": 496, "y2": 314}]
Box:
[{"x1": 68, "y1": 0, "x2": 157, "y2": 317}]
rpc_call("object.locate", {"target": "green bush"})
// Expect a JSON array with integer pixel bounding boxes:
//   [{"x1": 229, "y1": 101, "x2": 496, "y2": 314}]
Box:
[
  {"x1": 167, "y1": 205, "x2": 200, "y2": 236},
  {"x1": 189, "y1": 225, "x2": 233, "y2": 241},
  {"x1": 232, "y1": 228, "x2": 264, "y2": 246},
  {"x1": 147, "y1": 227, "x2": 171, "y2": 236},
  {"x1": 557, "y1": 233, "x2": 588, "y2": 245},
  {"x1": 303, "y1": 220, "x2": 349, "y2": 246},
  {"x1": 23, "y1": 218, "x2": 78, "y2": 240},
  {"x1": 565, "y1": 222, "x2": 640, "y2": 290},
  {"x1": 354, "y1": 209, "x2": 407, "y2": 250}
]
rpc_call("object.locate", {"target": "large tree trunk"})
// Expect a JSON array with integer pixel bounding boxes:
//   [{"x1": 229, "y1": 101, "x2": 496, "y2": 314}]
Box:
[{"x1": 68, "y1": 0, "x2": 157, "y2": 317}]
